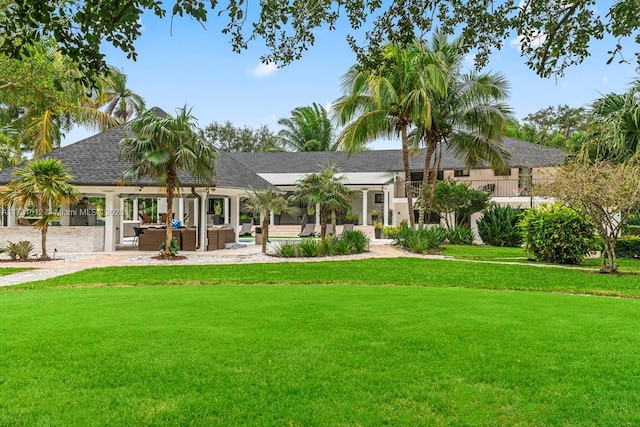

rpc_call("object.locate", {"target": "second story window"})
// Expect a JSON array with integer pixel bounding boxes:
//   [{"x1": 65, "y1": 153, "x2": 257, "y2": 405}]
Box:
[{"x1": 454, "y1": 168, "x2": 470, "y2": 177}]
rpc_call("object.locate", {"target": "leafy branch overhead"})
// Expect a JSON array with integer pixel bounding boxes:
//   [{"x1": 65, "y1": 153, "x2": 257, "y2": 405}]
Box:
[{"x1": 2, "y1": 1, "x2": 639, "y2": 78}]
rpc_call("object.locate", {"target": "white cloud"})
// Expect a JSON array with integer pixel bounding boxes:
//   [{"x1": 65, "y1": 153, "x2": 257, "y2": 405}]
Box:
[
  {"x1": 247, "y1": 62, "x2": 278, "y2": 78},
  {"x1": 510, "y1": 31, "x2": 547, "y2": 50},
  {"x1": 602, "y1": 76, "x2": 609, "y2": 83},
  {"x1": 324, "y1": 101, "x2": 332, "y2": 112}
]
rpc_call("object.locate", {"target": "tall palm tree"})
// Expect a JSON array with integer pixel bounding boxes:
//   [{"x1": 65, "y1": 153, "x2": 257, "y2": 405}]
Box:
[
  {"x1": 277, "y1": 103, "x2": 338, "y2": 151},
  {"x1": 412, "y1": 31, "x2": 512, "y2": 225},
  {"x1": 333, "y1": 41, "x2": 447, "y2": 227},
  {"x1": 119, "y1": 106, "x2": 217, "y2": 257},
  {"x1": 0, "y1": 158, "x2": 79, "y2": 259},
  {"x1": 102, "y1": 68, "x2": 146, "y2": 123},
  {"x1": 243, "y1": 187, "x2": 294, "y2": 253},
  {"x1": 579, "y1": 81, "x2": 640, "y2": 164},
  {"x1": 291, "y1": 163, "x2": 352, "y2": 239}
]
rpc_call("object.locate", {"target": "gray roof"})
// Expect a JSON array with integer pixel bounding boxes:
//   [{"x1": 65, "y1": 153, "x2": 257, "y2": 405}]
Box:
[
  {"x1": 230, "y1": 138, "x2": 567, "y2": 173},
  {"x1": 0, "y1": 110, "x2": 273, "y2": 190}
]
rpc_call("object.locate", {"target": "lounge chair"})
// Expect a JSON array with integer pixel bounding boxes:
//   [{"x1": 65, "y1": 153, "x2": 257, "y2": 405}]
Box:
[
  {"x1": 239, "y1": 223, "x2": 253, "y2": 236},
  {"x1": 325, "y1": 224, "x2": 334, "y2": 236},
  {"x1": 139, "y1": 212, "x2": 153, "y2": 224},
  {"x1": 298, "y1": 223, "x2": 316, "y2": 237}
]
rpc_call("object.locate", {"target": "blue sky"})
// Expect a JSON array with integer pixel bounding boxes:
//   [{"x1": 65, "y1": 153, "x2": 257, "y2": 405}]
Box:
[{"x1": 66, "y1": 4, "x2": 639, "y2": 150}]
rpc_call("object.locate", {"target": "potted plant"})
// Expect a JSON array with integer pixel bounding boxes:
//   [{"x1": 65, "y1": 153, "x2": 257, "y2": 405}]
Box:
[
  {"x1": 370, "y1": 208, "x2": 380, "y2": 223},
  {"x1": 213, "y1": 199, "x2": 223, "y2": 225},
  {"x1": 239, "y1": 213, "x2": 251, "y2": 224},
  {"x1": 373, "y1": 221, "x2": 383, "y2": 239},
  {"x1": 345, "y1": 213, "x2": 359, "y2": 225}
]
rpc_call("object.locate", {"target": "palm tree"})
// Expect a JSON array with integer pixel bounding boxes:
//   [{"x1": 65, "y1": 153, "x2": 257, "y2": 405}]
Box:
[
  {"x1": 333, "y1": 41, "x2": 447, "y2": 227},
  {"x1": 102, "y1": 68, "x2": 146, "y2": 123},
  {"x1": 579, "y1": 81, "x2": 640, "y2": 164},
  {"x1": 277, "y1": 103, "x2": 338, "y2": 151},
  {"x1": 412, "y1": 31, "x2": 512, "y2": 225},
  {"x1": 119, "y1": 106, "x2": 217, "y2": 257},
  {"x1": 243, "y1": 187, "x2": 294, "y2": 253},
  {"x1": 291, "y1": 163, "x2": 352, "y2": 239},
  {"x1": 0, "y1": 158, "x2": 79, "y2": 259},
  {"x1": 13, "y1": 48, "x2": 118, "y2": 156}
]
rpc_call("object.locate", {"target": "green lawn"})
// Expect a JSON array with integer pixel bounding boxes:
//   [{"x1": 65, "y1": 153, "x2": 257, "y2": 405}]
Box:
[
  {"x1": 0, "y1": 267, "x2": 29, "y2": 276},
  {"x1": 2, "y1": 285, "x2": 640, "y2": 425},
  {"x1": 10, "y1": 257, "x2": 640, "y2": 297}
]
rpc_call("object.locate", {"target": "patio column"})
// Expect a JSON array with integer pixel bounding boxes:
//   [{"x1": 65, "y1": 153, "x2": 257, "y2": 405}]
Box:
[
  {"x1": 224, "y1": 197, "x2": 230, "y2": 224},
  {"x1": 315, "y1": 204, "x2": 320, "y2": 226},
  {"x1": 229, "y1": 195, "x2": 240, "y2": 242},
  {"x1": 361, "y1": 189, "x2": 369, "y2": 226},
  {"x1": 269, "y1": 210, "x2": 275, "y2": 225},
  {"x1": 7, "y1": 204, "x2": 16, "y2": 226},
  {"x1": 119, "y1": 198, "x2": 125, "y2": 243},
  {"x1": 383, "y1": 187, "x2": 390, "y2": 226},
  {"x1": 133, "y1": 198, "x2": 139, "y2": 222},
  {"x1": 104, "y1": 192, "x2": 117, "y2": 252},
  {"x1": 198, "y1": 189, "x2": 208, "y2": 252},
  {"x1": 178, "y1": 197, "x2": 185, "y2": 223}
]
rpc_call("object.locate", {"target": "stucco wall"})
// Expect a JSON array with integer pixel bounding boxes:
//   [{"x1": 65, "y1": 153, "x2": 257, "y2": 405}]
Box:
[{"x1": 0, "y1": 226, "x2": 105, "y2": 254}]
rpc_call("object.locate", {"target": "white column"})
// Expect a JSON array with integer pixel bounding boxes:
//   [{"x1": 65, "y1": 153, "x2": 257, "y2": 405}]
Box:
[
  {"x1": 104, "y1": 192, "x2": 117, "y2": 252},
  {"x1": 224, "y1": 197, "x2": 230, "y2": 224},
  {"x1": 133, "y1": 198, "x2": 139, "y2": 222},
  {"x1": 269, "y1": 210, "x2": 275, "y2": 225},
  {"x1": 178, "y1": 197, "x2": 185, "y2": 223},
  {"x1": 315, "y1": 204, "x2": 320, "y2": 226},
  {"x1": 198, "y1": 190, "x2": 208, "y2": 252},
  {"x1": 383, "y1": 187, "x2": 390, "y2": 226},
  {"x1": 361, "y1": 189, "x2": 369, "y2": 226},
  {"x1": 230, "y1": 195, "x2": 240, "y2": 242},
  {"x1": 119, "y1": 198, "x2": 125, "y2": 243},
  {"x1": 7, "y1": 204, "x2": 16, "y2": 226},
  {"x1": 193, "y1": 197, "x2": 199, "y2": 233}
]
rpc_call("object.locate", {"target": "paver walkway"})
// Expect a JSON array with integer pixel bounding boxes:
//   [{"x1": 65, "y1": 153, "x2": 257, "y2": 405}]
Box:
[{"x1": 0, "y1": 241, "x2": 420, "y2": 287}]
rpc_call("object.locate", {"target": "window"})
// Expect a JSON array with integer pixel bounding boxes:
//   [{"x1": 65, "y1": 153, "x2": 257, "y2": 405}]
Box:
[
  {"x1": 454, "y1": 169, "x2": 470, "y2": 177},
  {"x1": 374, "y1": 193, "x2": 384, "y2": 204}
]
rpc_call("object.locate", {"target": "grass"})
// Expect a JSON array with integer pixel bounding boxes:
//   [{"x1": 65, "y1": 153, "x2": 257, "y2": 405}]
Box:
[
  {"x1": 0, "y1": 267, "x2": 30, "y2": 276},
  {"x1": 442, "y1": 244, "x2": 640, "y2": 273},
  {"x1": 7, "y1": 256, "x2": 640, "y2": 297},
  {"x1": 2, "y1": 285, "x2": 640, "y2": 425}
]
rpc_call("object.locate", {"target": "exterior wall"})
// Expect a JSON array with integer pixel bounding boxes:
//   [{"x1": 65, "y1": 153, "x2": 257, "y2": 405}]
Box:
[{"x1": 0, "y1": 226, "x2": 106, "y2": 254}]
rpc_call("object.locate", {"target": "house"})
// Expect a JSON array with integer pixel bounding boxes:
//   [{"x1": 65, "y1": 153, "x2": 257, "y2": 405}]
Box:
[{"x1": 0, "y1": 109, "x2": 566, "y2": 253}]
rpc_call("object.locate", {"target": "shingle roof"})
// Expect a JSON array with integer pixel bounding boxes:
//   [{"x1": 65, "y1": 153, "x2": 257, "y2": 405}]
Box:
[
  {"x1": 230, "y1": 138, "x2": 567, "y2": 173},
  {"x1": 0, "y1": 110, "x2": 273, "y2": 190}
]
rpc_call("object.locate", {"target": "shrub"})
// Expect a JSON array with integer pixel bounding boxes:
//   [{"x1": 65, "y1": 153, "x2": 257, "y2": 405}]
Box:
[
  {"x1": 393, "y1": 224, "x2": 445, "y2": 254},
  {"x1": 625, "y1": 225, "x2": 640, "y2": 236},
  {"x1": 333, "y1": 236, "x2": 355, "y2": 255},
  {"x1": 7, "y1": 240, "x2": 34, "y2": 261},
  {"x1": 340, "y1": 230, "x2": 369, "y2": 254},
  {"x1": 320, "y1": 236, "x2": 337, "y2": 256},
  {"x1": 519, "y1": 203, "x2": 597, "y2": 265},
  {"x1": 298, "y1": 238, "x2": 322, "y2": 257},
  {"x1": 158, "y1": 237, "x2": 180, "y2": 257},
  {"x1": 446, "y1": 226, "x2": 474, "y2": 245},
  {"x1": 477, "y1": 205, "x2": 523, "y2": 247},
  {"x1": 616, "y1": 236, "x2": 640, "y2": 258},
  {"x1": 274, "y1": 241, "x2": 299, "y2": 258}
]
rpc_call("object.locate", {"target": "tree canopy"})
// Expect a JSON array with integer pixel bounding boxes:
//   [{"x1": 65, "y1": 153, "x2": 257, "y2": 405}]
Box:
[
  {"x1": 199, "y1": 121, "x2": 281, "y2": 152},
  {"x1": 2, "y1": 1, "x2": 639, "y2": 78}
]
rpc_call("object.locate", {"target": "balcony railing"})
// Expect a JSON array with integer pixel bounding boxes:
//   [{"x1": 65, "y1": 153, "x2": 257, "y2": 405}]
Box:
[{"x1": 394, "y1": 178, "x2": 553, "y2": 198}]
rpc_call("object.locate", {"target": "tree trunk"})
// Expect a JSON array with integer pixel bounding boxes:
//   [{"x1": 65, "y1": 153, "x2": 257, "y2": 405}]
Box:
[
  {"x1": 419, "y1": 137, "x2": 437, "y2": 226},
  {"x1": 331, "y1": 208, "x2": 337, "y2": 235},
  {"x1": 262, "y1": 217, "x2": 269, "y2": 254},
  {"x1": 40, "y1": 225, "x2": 49, "y2": 260},
  {"x1": 164, "y1": 182, "x2": 175, "y2": 257},
  {"x1": 320, "y1": 208, "x2": 328, "y2": 240},
  {"x1": 427, "y1": 144, "x2": 442, "y2": 224},
  {"x1": 401, "y1": 124, "x2": 414, "y2": 227},
  {"x1": 600, "y1": 235, "x2": 618, "y2": 273}
]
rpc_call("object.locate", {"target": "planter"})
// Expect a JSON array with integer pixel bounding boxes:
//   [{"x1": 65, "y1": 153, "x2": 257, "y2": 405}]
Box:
[
  {"x1": 273, "y1": 214, "x2": 281, "y2": 225},
  {"x1": 213, "y1": 215, "x2": 223, "y2": 225},
  {"x1": 374, "y1": 228, "x2": 382, "y2": 239}
]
